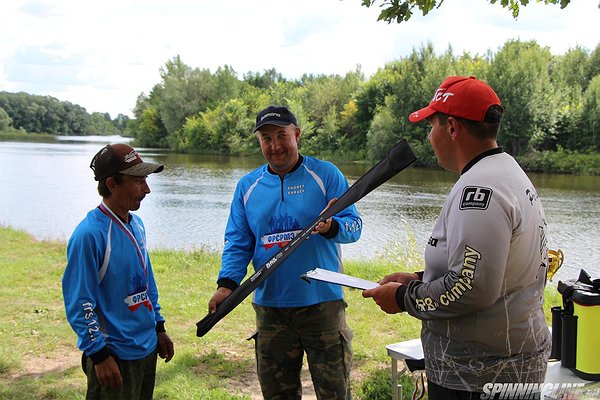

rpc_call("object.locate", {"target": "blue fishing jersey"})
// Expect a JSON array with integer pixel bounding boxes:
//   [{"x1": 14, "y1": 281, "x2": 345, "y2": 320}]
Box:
[
  {"x1": 63, "y1": 205, "x2": 164, "y2": 361},
  {"x1": 219, "y1": 155, "x2": 362, "y2": 307}
]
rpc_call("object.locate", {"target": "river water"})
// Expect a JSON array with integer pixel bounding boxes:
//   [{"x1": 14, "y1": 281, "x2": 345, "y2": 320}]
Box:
[{"x1": 1, "y1": 136, "x2": 599, "y2": 282}]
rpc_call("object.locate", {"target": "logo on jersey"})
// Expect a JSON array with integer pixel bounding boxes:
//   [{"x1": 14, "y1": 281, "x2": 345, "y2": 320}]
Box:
[
  {"x1": 415, "y1": 245, "x2": 480, "y2": 312},
  {"x1": 261, "y1": 214, "x2": 302, "y2": 249},
  {"x1": 124, "y1": 273, "x2": 152, "y2": 312},
  {"x1": 460, "y1": 186, "x2": 492, "y2": 210},
  {"x1": 287, "y1": 184, "x2": 305, "y2": 196}
]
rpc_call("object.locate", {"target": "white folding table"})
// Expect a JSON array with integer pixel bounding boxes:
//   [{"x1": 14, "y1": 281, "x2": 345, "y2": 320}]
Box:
[{"x1": 386, "y1": 339, "x2": 595, "y2": 400}]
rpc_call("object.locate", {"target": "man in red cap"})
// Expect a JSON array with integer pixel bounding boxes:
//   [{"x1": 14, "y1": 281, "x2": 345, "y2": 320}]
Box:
[
  {"x1": 63, "y1": 143, "x2": 174, "y2": 400},
  {"x1": 363, "y1": 77, "x2": 551, "y2": 399}
]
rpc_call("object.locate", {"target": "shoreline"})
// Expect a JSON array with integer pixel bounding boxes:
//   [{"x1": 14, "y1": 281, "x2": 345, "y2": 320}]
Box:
[{"x1": 3, "y1": 133, "x2": 600, "y2": 175}]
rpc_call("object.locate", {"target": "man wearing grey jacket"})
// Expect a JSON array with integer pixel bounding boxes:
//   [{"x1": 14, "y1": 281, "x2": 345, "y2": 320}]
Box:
[{"x1": 363, "y1": 76, "x2": 551, "y2": 400}]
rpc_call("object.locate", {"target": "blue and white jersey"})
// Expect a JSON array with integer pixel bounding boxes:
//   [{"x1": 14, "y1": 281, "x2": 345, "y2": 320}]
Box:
[
  {"x1": 219, "y1": 155, "x2": 362, "y2": 307},
  {"x1": 62, "y1": 205, "x2": 164, "y2": 361}
]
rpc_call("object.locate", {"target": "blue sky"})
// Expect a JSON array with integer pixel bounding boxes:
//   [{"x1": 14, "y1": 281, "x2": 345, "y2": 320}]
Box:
[{"x1": 0, "y1": 0, "x2": 598, "y2": 118}]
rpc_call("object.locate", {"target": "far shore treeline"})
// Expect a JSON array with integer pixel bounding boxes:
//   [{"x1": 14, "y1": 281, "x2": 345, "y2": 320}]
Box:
[
  {"x1": 1, "y1": 40, "x2": 600, "y2": 174},
  {"x1": 0, "y1": 93, "x2": 130, "y2": 137}
]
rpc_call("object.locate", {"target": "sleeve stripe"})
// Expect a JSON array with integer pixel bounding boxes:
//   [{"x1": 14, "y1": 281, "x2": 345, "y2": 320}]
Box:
[
  {"x1": 243, "y1": 172, "x2": 266, "y2": 206},
  {"x1": 98, "y1": 221, "x2": 112, "y2": 284},
  {"x1": 302, "y1": 164, "x2": 326, "y2": 196}
]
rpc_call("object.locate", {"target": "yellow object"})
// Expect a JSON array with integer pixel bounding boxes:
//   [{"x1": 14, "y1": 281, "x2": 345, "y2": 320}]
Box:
[
  {"x1": 548, "y1": 249, "x2": 564, "y2": 282},
  {"x1": 573, "y1": 301, "x2": 600, "y2": 375}
]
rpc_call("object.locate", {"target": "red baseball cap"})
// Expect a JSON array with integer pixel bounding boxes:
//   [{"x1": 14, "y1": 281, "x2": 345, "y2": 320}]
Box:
[{"x1": 408, "y1": 76, "x2": 502, "y2": 123}]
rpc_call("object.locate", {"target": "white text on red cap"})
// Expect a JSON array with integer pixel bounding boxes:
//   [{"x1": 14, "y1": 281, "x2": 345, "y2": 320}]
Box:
[{"x1": 432, "y1": 89, "x2": 455, "y2": 103}]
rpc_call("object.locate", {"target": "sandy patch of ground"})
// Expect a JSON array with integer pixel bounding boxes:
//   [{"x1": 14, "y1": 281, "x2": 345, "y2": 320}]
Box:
[
  {"x1": 226, "y1": 362, "x2": 317, "y2": 400},
  {"x1": 12, "y1": 348, "x2": 81, "y2": 378}
]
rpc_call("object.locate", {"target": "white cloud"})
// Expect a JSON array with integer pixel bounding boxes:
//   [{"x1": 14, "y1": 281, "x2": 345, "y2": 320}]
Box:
[{"x1": 0, "y1": 0, "x2": 598, "y2": 118}]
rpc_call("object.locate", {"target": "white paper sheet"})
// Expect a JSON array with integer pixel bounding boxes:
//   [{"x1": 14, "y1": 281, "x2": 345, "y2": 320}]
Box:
[{"x1": 301, "y1": 268, "x2": 379, "y2": 290}]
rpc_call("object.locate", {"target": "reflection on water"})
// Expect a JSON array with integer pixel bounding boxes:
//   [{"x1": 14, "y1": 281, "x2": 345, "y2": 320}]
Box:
[{"x1": 1, "y1": 139, "x2": 599, "y2": 282}]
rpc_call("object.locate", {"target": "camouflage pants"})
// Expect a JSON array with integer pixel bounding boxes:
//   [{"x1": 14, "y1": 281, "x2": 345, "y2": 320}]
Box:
[{"x1": 251, "y1": 300, "x2": 353, "y2": 400}]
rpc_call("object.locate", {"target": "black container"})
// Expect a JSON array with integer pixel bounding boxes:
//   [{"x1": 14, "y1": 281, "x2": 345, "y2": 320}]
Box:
[
  {"x1": 558, "y1": 269, "x2": 600, "y2": 380},
  {"x1": 560, "y1": 313, "x2": 577, "y2": 369},
  {"x1": 550, "y1": 306, "x2": 563, "y2": 360}
]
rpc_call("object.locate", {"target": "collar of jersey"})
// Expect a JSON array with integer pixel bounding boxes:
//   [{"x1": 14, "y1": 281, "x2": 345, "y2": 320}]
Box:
[
  {"x1": 461, "y1": 147, "x2": 504, "y2": 175},
  {"x1": 266, "y1": 154, "x2": 304, "y2": 176}
]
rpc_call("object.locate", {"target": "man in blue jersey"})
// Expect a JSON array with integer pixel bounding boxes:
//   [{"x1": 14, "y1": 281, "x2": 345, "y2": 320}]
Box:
[
  {"x1": 63, "y1": 143, "x2": 174, "y2": 400},
  {"x1": 363, "y1": 77, "x2": 551, "y2": 399},
  {"x1": 208, "y1": 105, "x2": 362, "y2": 399}
]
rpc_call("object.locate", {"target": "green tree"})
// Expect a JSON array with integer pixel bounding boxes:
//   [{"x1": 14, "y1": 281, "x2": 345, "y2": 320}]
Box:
[
  {"x1": 112, "y1": 114, "x2": 131, "y2": 133},
  {"x1": 338, "y1": 99, "x2": 362, "y2": 157},
  {"x1": 243, "y1": 68, "x2": 286, "y2": 89},
  {"x1": 545, "y1": 46, "x2": 588, "y2": 150},
  {"x1": 581, "y1": 76, "x2": 600, "y2": 151},
  {"x1": 178, "y1": 113, "x2": 211, "y2": 152},
  {"x1": 366, "y1": 99, "x2": 398, "y2": 160},
  {"x1": 264, "y1": 81, "x2": 314, "y2": 138},
  {"x1": 174, "y1": 81, "x2": 271, "y2": 153},
  {"x1": 0, "y1": 107, "x2": 11, "y2": 130},
  {"x1": 354, "y1": 67, "x2": 397, "y2": 152},
  {"x1": 156, "y1": 56, "x2": 212, "y2": 136},
  {"x1": 238, "y1": 83, "x2": 271, "y2": 120},
  {"x1": 381, "y1": 44, "x2": 458, "y2": 163},
  {"x1": 296, "y1": 70, "x2": 364, "y2": 156},
  {"x1": 220, "y1": 99, "x2": 257, "y2": 154},
  {"x1": 488, "y1": 40, "x2": 557, "y2": 156},
  {"x1": 585, "y1": 44, "x2": 600, "y2": 90},
  {"x1": 151, "y1": 57, "x2": 241, "y2": 146},
  {"x1": 0, "y1": 92, "x2": 91, "y2": 135},
  {"x1": 87, "y1": 112, "x2": 119, "y2": 135},
  {"x1": 360, "y1": 0, "x2": 571, "y2": 24},
  {"x1": 553, "y1": 46, "x2": 590, "y2": 92},
  {"x1": 180, "y1": 98, "x2": 256, "y2": 154},
  {"x1": 134, "y1": 106, "x2": 169, "y2": 148},
  {"x1": 301, "y1": 105, "x2": 340, "y2": 157}
]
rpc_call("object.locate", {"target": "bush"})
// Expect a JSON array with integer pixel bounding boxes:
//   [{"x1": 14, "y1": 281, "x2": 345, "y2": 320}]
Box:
[{"x1": 517, "y1": 149, "x2": 600, "y2": 175}]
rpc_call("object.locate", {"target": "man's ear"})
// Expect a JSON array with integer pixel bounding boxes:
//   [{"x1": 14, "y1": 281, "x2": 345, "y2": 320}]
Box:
[
  {"x1": 105, "y1": 176, "x2": 117, "y2": 193},
  {"x1": 447, "y1": 117, "x2": 460, "y2": 140}
]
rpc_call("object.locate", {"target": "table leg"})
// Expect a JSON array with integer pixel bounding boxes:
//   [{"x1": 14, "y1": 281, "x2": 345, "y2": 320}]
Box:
[{"x1": 391, "y1": 358, "x2": 400, "y2": 400}]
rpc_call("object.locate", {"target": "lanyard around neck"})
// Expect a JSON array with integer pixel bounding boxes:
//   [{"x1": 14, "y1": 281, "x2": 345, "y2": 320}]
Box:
[{"x1": 98, "y1": 202, "x2": 147, "y2": 276}]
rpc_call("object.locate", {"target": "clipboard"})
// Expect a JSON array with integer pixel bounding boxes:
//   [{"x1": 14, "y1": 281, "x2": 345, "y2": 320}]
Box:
[{"x1": 301, "y1": 268, "x2": 379, "y2": 290}]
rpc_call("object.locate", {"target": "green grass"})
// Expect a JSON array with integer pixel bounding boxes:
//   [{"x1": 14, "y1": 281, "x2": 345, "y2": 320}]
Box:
[
  {"x1": 0, "y1": 226, "x2": 563, "y2": 399},
  {"x1": 0, "y1": 129, "x2": 57, "y2": 143}
]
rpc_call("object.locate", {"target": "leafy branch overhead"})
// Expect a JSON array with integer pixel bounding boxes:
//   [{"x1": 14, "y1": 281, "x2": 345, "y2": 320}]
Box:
[{"x1": 360, "y1": 0, "x2": 572, "y2": 23}]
